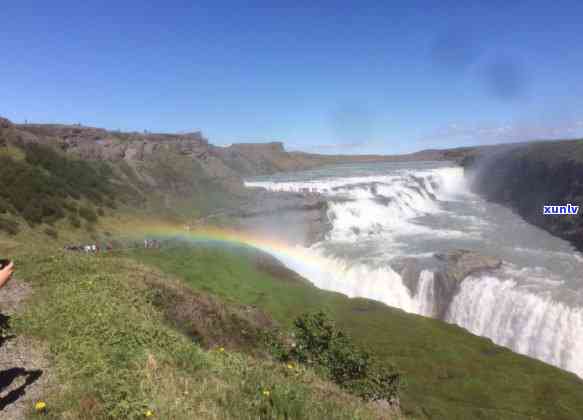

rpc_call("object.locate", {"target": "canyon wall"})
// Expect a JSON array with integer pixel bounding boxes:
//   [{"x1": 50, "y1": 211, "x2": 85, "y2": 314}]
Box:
[{"x1": 463, "y1": 140, "x2": 583, "y2": 251}]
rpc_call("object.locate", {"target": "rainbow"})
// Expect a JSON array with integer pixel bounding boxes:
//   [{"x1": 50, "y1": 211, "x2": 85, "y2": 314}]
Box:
[
  {"x1": 123, "y1": 223, "x2": 326, "y2": 270},
  {"x1": 117, "y1": 222, "x2": 422, "y2": 315}
]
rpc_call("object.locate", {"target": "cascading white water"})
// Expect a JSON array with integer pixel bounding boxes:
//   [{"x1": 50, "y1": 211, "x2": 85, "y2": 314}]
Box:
[
  {"x1": 415, "y1": 270, "x2": 436, "y2": 317},
  {"x1": 272, "y1": 249, "x2": 419, "y2": 313},
  {"x1": 272, "y1": 246, "x2": 438, "y2": 317},
  {"x1": 277, "y1": 244, "x2": 583, "y2": 377},
  {"x1": 246, "y1": 161, "x2": 583, "y2": 378},
  {"x1": 447, "y1": 275, "x2": 583, "y2": 377},
  {"x1": 247, "y1": 167, "x2": 466, "y2": 240}
]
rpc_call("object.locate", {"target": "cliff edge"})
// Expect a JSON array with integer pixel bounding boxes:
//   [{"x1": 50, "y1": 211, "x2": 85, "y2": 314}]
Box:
[{"x1": 463, "y1": 139, "x2": 583, "y2": 251}]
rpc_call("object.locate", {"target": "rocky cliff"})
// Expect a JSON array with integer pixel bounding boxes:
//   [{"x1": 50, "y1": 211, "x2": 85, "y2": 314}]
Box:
[
  {"x1": 463, "y1": 139, "x2": 583, "y2": 251},
  {"x1": 392, "y1": 250, "x2": 502, "y2": 319},
  {"x1": 2, "y1": 120, "x2": 241, "y2": 190},
  {"x1": 0, "y1": 116, "x2": 490, "y2": 242},
  {"x1": 1, "y1": 117, "x2": 482, "y2": 180},
  {"x1": 0, "y1": 117, "x2": 334, "y2": 240}
]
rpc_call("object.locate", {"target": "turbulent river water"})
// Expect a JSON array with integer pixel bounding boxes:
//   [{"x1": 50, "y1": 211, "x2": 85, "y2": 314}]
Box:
[{"x1": 245, "y1": 161, "x2": 583, "y2": 378}]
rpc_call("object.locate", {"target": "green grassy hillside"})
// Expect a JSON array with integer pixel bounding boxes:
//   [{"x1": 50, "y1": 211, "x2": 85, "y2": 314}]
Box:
[
  {"x1": 0, "y1": 142, "x2": 120, "y2": 233},
  {"x1": 10, "y1": 251, "x2": 388, "y2": 420},
  {"x1": 129, "y1": 245, "x2": 583, "y2": 420},
  {"x1": 4, "y1": 216, "x2": 583, "y2": 419},
  {"x1": 0, "y1": 137, "x2": 242, "y2": 239}
]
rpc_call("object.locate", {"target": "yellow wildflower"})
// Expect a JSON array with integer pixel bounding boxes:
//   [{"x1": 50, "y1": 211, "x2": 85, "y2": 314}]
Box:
[
  {"x1": 35, "y1": 401, "x2": 47, "y2": 411},
  {"x1": 262, "y1": 389, "x2": 270, "y2": 397},
  {"x1": 219, "y1": 347, "x2": 225, "y2": 353},
  {"x1": 287, "y1": 363, "x2": 294, "y2": 369},
  {"x1": 145, "y1": 409, "x2": 154, "y2": 417}
]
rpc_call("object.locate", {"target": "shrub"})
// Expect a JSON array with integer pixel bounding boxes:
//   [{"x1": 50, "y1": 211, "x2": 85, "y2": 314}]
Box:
[
  {"x1": 62, "y1": 200, "x2": 78, "y2": 213},
  {"x1": 40, "y1": 198, "x2": 65, "y2": 224},
  {"x1": 69, "y1": 214, "x2": 81, "y2": 229},
  {"x1": 105, "y1": 198, "x2": 117, "y2": 209},
  {"x1": 44, "y1": 227, "x2": 58, "y2": 239},
  {"x1": 0, "y1": 143, "x2": 118, "y2": 227},
  {"x1": 273, "y1": 311, "x2": 401, "y2": 404},
  {"x1": 79, "y1": 206, "x2": 97, "y2": 223},
  {"x1": 0, "y1": 197, "x2": 13, "y2": 214},
  {"x1": 22, "y1": 204, "x2": 43, "y2": 226}
]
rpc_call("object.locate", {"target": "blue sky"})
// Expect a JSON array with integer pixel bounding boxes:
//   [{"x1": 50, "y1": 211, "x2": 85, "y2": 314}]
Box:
[{"x1": 2, "y1": 1, "x2": 583, "y2": 154}]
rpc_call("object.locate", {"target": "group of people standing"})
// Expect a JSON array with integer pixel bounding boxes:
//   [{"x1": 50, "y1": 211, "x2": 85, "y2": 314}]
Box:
[
  {"x1": 64, "y1": 243, "x2": 113, "y2": 253},
  {"x1": 63, "y1": 239, "x2": 163, "y2": 254},
  {"x1": 1, "y1": 237, "x2": 164, "y2": 291},
  {"x1": 144, "y1": 239, "x2": 161, "y2": 249}
]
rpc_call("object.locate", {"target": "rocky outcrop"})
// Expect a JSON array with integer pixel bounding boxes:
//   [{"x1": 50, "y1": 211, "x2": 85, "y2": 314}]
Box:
[
  {"x1": 434, "y1": 250, "x2": 502, "y2": 283},
  {"x1": 0, "y1": 116, "x2": 485, "y2": 181},
  {"x1": 391, "y1": 250, "x2": 502, "y2": 319},
  {"x1": 390, "y1": 257, "x2": 424, "y2": 295},
  {"x1": 0, "y1": 120, "x2": 246, "y2": 195},
  {"x1": 0, "y1": 117, "x2": 339, "y2": 238},
  {"x1": 215, "y1": 142, "x2": 323, "y2": 175},
  {"x1": 464, "y1": 140, "x2": 583, "y2": 251},
  {"x1": 432, "y1": 250, "x2": 501, "y2": 318},
  {"x1": 0, "y1": 117, "x2": 13, "y2": 129},
  {"x1": 12, "y1": 123, "x2": 211, "y2": 162}
]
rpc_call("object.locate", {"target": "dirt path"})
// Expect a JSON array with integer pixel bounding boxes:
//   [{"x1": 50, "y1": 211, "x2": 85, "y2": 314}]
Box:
[{"x1": 0, "y1": 279, "x2": 51, "y2": 419}]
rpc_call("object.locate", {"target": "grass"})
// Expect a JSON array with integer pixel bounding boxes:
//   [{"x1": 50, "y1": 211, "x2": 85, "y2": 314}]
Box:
[
  {"x1": 1, "y1": 136, "x2": 582, "y2": 419},
  {"x1": 4, "y1": 119, "x2": 583, "y2": 419},
  {"x1": 128, "y1": 244, "x2": 583, "y2": 420},
  {"x1": 9, "y1": 250, "x2": 389, "y2": 419}
]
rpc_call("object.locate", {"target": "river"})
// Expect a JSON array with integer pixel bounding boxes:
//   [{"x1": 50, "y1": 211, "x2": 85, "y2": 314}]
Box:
[{"x1": 245, "y1": 161, "x2": 583, "y2": 378}]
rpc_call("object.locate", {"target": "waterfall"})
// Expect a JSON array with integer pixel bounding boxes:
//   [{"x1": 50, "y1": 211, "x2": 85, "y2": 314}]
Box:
[
  {"x1": 414, "y1": 270, "x2": 436, "y2": 317},
  {"x1": 246, "y1": 163, "x2": 583, "y2": 378},
  {"x1": 273, "y1": 251, "x2": 419, "y2": 314},
  {"x1": 246, "y1": 167, "x2": 466, "y2": 241},
  {"x1": 447, "y1": 275, "x2": 583, "y2": 377}
]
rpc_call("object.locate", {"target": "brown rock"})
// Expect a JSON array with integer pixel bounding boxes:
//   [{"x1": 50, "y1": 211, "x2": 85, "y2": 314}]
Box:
[
  {"x1": 0, "y1": 116, "x2": 13, "y2": 128},
  {"x1": 433, "y1": 250, "x2": 502, "y2": 319}
]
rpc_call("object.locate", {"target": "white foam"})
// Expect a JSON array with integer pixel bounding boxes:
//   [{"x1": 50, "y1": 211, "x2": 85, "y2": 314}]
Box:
[
  {"x1": 247, "y1": 167, "x2": 470, "y2": 242},
  {"x1": 266, "y1": 243, "x2": 583, "y2": 378},
  {"x1": 275, "y1": 249, "x2": 419, "y2": 312},
  {"x1": 245, "y1": 167, "x2": 467, "y2": 199},
  {"x1": 415, "y1": 270, "x2": 437, "y2": 317},
  {"x1": 247, "y1": 164, "x2": 583, "y2": 378},
  {"x1": 447, "y1": 274, "x2": 583, "y2": 377}
]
